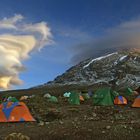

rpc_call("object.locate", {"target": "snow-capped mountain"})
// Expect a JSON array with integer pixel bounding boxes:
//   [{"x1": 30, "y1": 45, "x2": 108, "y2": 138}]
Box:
[{"x1": 45, "y1": 49, "x2": 140, "y2": 89}]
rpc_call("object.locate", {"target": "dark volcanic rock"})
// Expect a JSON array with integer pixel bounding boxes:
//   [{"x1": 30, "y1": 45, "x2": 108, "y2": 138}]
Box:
[{"x1": 39, "y1": 50, "x2": 140, "y2": 90}]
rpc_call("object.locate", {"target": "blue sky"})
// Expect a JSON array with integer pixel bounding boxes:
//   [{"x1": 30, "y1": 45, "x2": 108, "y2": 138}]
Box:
[{"x1": 0, "y1": 0, "x2": 140, "y2": 89}]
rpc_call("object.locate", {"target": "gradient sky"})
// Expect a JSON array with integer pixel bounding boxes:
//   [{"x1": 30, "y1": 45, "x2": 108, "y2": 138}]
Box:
[{"x1": 0, "y1": 0, "x2": 140, "y2": 89}]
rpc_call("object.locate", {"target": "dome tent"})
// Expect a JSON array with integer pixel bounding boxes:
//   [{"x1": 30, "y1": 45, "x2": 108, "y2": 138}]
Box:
[
  {"x1": 68, "y1": 91, "x2": 80, "y2": 105},
  {"x1": 114, "y1": 96, "x2": 128, "y2": 105},
  {"x1": 132, "y1": 95, "x2": 140, "y2": 107},
  {"x1": 0, "y1": 101, "x2": 35, "y2": 122},
  {"x1": 93, "y1": 87, "x2": 119, "y2": 106}
]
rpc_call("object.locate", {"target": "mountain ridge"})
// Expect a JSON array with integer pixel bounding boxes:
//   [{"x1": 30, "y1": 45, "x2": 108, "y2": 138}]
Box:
[{"x1": 38, "y1": 49, "x2": 140, "y2": 90}]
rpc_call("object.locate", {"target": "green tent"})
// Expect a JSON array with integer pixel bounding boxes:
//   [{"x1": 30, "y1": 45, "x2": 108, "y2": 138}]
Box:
[
  {"x1": 93, "y1": 87, "x2": 118, "y2": 106},
  {"x1": 48, "y1": 96, "x2": 58, "y2": 103},
  {"x1": 63, "y1": 92, "x2": 71, "y2": 98},
  {"x1": 8, "y1": 97, "x2": 18, "y2": 102},
  {"x1": 68, "y1": 91, "x2": 80, "y2": 105}
]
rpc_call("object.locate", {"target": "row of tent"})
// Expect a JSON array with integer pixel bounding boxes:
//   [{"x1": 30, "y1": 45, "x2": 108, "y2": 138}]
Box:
[
  {"x1": 0, "y1": 94, "x2": 59, "y2": 123},
  {"x1": 0, "y1": 86, "x2": 139, "y2": 123},
  {"x1": 0, "y1": 92, "x2": 60, "y2": 123},
  {"x1": 64, "y1": 87, "x2": 140, "y2": 107},
  {"x1": 2, "y1": 95, "x2": 35, "y2": 102}
]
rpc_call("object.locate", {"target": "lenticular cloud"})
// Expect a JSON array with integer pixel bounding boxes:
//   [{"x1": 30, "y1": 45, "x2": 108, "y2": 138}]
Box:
[{"x1": 0, "y1": 14, "x2": 52, "y2": 89}]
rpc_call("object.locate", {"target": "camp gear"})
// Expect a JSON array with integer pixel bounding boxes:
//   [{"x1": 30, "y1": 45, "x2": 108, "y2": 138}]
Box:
[{"x1": 79, "y1": 95, "x2": 84, "y2": 101}]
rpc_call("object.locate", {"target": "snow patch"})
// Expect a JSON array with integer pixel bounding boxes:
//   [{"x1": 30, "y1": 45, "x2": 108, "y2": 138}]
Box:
[
  {"x1": 119, "y1": 55, "x2": 127, "y2": 61},
  {"x1": 114, "y1": 55, "x2": 128, "y2": 66},
  {"x1": 83, "y1": 52, "x2": 118, "y2": 69}
]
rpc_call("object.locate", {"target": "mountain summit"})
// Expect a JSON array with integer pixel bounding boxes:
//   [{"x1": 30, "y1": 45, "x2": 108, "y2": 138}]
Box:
[{"x1": 45, "y1": 49, "x2": 140, "y2": 89}]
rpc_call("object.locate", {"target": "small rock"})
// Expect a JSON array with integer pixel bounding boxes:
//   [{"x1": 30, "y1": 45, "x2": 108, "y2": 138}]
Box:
[
  {"x1": 75, "y1": 126, "x2": 78, "y2": 129},
  {"x1": 38, "y1": 121, "x2": 45, "y2": 126},
  {"x1": 77, "y1": 121, "x2": 81, "y2": 125},
  {"x1": 88, "y1": 117, "x2": 94, "y2": 120},
  {"x1": 94, "y1": 106, "x2": 97, "y2": 110},
  {"x1": 111, "y1": 120, "x2": 114, "y2": 123},
  {"x1": 59, "y1": 120, "x2": 64, "y2": 124},
  {"x1": 102, "y1": 130, "x2": 106, "y2": 134},
  {"x1": 5, "y1": 133, "x2": 30, "y2": 140},
  {"x1": 130, "y1": 120, "x2": 135, "y2": 124},
  {"x1": 106, "y1": 126, "x2": 111, "y2": 129},
  {"x1": 123, "y1": 125, "x2": 127, "y2": 129},
  {"x1": 74, "y1": 118, "x2": 78, "y2": 122},
  {"x1": 72, "y1": 121, "x2": 75, "y2": 124},
  {"x1": 45, "y1": 122, "x2": 50, "y2": 125},
  {"x1": 88, "y1": 129, "x2": 92, "y2": 132},
  {"x1": 92, "y1": 113, "x2": 97, "y2": 117},
  {"x1": 84, "y1": 115, "x2": 87, "y2": 120}
]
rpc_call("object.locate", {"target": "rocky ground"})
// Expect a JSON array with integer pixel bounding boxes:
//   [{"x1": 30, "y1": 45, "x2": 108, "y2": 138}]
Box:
[{"x1": 0, "y1": 94, "x2": 140, "y2": 140}]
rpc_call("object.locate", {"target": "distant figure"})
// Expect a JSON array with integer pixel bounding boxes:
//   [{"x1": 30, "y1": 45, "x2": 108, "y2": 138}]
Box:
[
  {"x1": 88, "y1": 90, "x2": 93, "y2": 97},
  {"x1": 135, "y1": 86, "x2": 140, "y2": 94},
  {"x1": 133, "y1": 86, "x2": 140, "y2": 96}
]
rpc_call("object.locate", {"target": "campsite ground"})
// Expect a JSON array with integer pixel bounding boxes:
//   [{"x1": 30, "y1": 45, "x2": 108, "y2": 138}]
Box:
[{"x1": 0, "y1": 87, "x2": 140, "y2": 140}]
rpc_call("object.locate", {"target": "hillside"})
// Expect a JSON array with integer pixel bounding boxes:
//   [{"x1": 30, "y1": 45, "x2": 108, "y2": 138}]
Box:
[{"x1": 38, "y1": 49, "x2": 140, "y2": 90}]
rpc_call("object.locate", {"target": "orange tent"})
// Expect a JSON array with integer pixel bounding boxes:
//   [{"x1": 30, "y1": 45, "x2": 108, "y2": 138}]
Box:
[
  {"x1": 114, "y1": 96, "x2": 127, "y2": 105},
  {"x1": 132, "y1": 95, "x2": 140, "y2": 107},
  {"x1": 0, "y1": 101, "x2": 35, "y2": 122},
  {"x1": 79, "y1": 95, "x2": 84, "y2": 101}
]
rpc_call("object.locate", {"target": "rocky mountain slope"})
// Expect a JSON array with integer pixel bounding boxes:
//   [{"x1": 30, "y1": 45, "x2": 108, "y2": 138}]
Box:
[{"x1": 45, "y1": 49, "x2": 140, "y2": 89}]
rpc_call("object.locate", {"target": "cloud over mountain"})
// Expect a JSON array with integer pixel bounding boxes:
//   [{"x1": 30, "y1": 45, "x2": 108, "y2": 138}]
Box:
[{"x1": 71, "y1": 18, "x2": 140, "y2": 64}]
